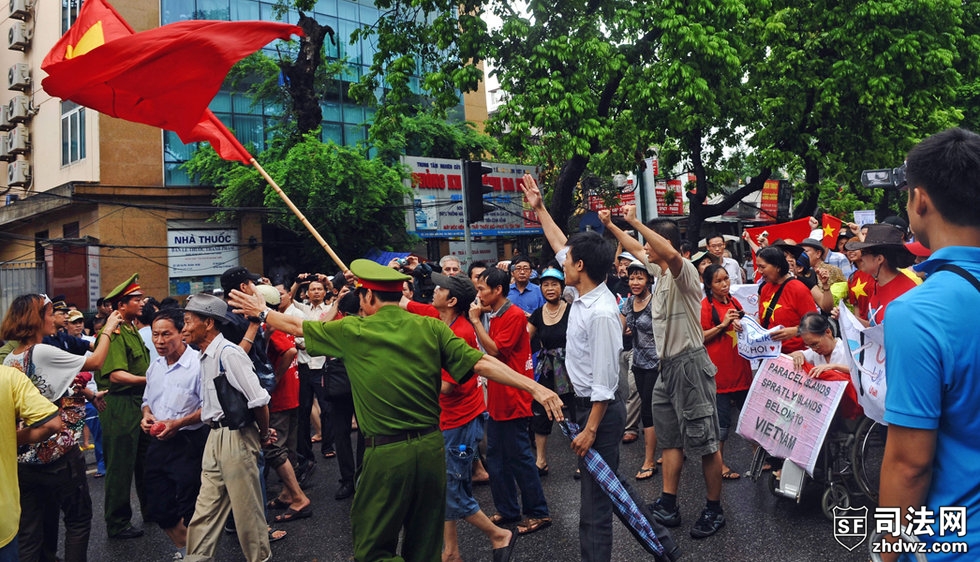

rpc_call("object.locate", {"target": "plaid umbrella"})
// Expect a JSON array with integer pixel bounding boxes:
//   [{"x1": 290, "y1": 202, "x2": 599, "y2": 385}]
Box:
[{"x1": 560, "y1": 420, "x2": 680, "y2": 561}]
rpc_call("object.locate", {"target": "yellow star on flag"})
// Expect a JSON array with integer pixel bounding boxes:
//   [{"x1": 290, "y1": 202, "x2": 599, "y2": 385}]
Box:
[
  {"x1": 850, "y1": 278, "x2": 868, "y2": 299},
  {"x1": 65, "y1": 21, "x2": 106, "y2": 60},
  {"x1": 823, "y1": 223, "x2": 836, "y2": 238}
]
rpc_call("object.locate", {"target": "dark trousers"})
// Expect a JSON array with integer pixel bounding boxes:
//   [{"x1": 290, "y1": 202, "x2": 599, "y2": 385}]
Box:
[
  {"x1": 576, "y1": 398, "x2": 626, "y2": 562},
  {"x1": 18, "y1": 447, "x2": 92, "y2": 562},
  {"x1": 297, "y1": 364, "x2": 332, "y2": 464},
  {"x1": 144, "y1": 426, "x2": 209, "y2": 529},
  {"x1": 486, "y1": 417, "x2": 549, "y2": 520},
  {"x1": 326, "y1": 393, "x2": 363, "y2": 485},
  {"x1": 101, "y1": 394, "x2": 149, "y2": 536}
]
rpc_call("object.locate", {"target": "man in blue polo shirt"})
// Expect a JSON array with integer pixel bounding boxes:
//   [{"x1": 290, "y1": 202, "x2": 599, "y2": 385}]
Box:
[
  {"x1": 879, "y1": 127, "x2": 980, "y2": 561},
  {"x1": 508, "y1": 257, "x2": 545, "y2": 315}
]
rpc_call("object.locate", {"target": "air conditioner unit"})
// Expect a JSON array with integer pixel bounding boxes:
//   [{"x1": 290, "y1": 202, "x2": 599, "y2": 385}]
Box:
[
  {"x1": 0, "y1": 105, "x2": 11, "y2": 132},
  {"x1": 9, "y1": 0, "x2": 32, "y2": 21},
  {"x1": 8, "y1": 124, "x2": 28, "y2": 155},
  {"x1": 8, "y1": 95, "x2": 29, "y2": 123},
  {"x1": 8, "y1": 22, "x2": 31, "y2": 51},
  {"x1": 7, "y1": 63, "x2": 30, "y2": 92},
  {"x1": 8, "y1": 160, "x2": 30, "y2": 186},
  {"x1": 0, "y1": 133, "x2": 12, "y2": 162}
]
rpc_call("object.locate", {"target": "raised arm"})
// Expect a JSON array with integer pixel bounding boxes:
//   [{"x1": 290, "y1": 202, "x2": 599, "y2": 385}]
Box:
[
  {"x1": 521, "y1": 174, "x2": 566, "y2": 253},
  {"x1": 229, "y1": 289, "x2": 305, "y2": 337},
  {"x1": 598, "y1": 210, "x2": 645, "y2": 261},
  {"x1": 623, "y1": 205, "x2": 684, "y2": 277}
]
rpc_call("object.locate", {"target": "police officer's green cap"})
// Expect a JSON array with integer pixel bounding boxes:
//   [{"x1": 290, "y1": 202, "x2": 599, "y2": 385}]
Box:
[
  {"x1": 105, "y1": 273, "x2": 143, "y2": 304},
  {"x1": 350, "y1": 258, "x2": 411, "y2": 293}
]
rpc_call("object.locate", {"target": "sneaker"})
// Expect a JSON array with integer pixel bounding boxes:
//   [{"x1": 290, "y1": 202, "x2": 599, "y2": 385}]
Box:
[
  {"x1": 648, "y1": 498, "x2": 681, "y2": 527},
  {"x1": 690, "y1": 507, "x2": 725, "y2": 538}
]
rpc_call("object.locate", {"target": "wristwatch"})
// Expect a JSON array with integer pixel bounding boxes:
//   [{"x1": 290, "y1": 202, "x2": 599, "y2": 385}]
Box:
[{"x1": 258, "y1": 308, "x2": 271, "y2": 322}]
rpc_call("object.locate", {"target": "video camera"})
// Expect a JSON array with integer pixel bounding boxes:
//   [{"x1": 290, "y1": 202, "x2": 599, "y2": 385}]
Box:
[{"x1": 860, "y1": 162, "x2": 906, "y2": 190}]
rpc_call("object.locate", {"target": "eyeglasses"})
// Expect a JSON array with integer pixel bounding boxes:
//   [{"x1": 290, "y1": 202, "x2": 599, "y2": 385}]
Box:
[{"x1": 513, "y1": 266, "x2": 532, "y2": 272}]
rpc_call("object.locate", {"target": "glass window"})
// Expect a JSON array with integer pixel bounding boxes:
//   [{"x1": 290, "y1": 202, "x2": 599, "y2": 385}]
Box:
[
  {"x1": 61, "y1": 101, "x2": 86, "y2": 166},
  {"x1": 62, "y1": 0, "x2": 82, "y2": 33},
  {"x1": 162, "y1": 0, "x2": 194, "y2": 23},
  {"x1": 230, "y1": 0, "x2": 259, "y2": 21},
  {"x1": 337, "y1": 0, "x2": 358, "y2": 20},
  {"x1": 322, "y1": 123, "x2": 343, "y2": 145},
  {"x1": 343, "y1": 123, "x2": 365, "y2": 145},
  {"x1": 198, "y1": 0, "x2": 230, "y2": 20}
]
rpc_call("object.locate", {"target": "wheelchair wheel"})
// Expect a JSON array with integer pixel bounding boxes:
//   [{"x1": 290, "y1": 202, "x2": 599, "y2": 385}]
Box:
[
  {"x1": 851, "y1": 417, "x2": 886, "y2": 503},
  {"x1": 821, "y1": 483, "x2": 851, "y2": 521}
]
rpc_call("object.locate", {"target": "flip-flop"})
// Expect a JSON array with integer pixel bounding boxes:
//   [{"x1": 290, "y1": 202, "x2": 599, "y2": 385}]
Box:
[
  {"x1": 622, "y1": 433, "x2": 639, "y2": 444},
  {"x1": 492, "y1": 529, "x2": 518, "y2": 562},
  {"x1": 722, "y1": 469, "x2": 741, "y2": 480},
  {"x1": 635, "y1": 466, "x2": 657, "y2": 480},
  {"x1": 537, "y1": 464, "x2": 549, "y2": 477},
  {"x1": 268, "y1": 527, "x2": 287, "y2": 542},
  {"x1": 489, "y1": 513, "x2": 521, "y2": 527},
  {"x1": 273, "y1": 505, "x2": 313, "y2": 523},
  {"x1": 266, "y1": 497, "x2": 290, "y2": 510},
  {"x1": 516, "y1": 517, "x2": 552, "y2": 536},
  {"x1": 311, "y1": 435, "x2": 322, "y2": 443},
  {"x1": 322, "y1": 450, "x2": 336, "y2": 459}
]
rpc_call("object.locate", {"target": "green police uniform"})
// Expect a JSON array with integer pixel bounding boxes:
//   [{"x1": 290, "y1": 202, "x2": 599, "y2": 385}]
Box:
[
  {"x1": 303, "y1": 260, "x2": 484, "y2": 562},
  {"x1": 97, "y1": 274, "x2": 152, "y2": 537}
]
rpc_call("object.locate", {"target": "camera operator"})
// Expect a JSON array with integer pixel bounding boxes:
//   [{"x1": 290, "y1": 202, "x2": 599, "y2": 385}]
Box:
[
  {"x1": 286, "y1": 273, "x2": 340, "y2": 471},
  {"x1": 387, "y1": 255, "x2": 437, "y2": 304}
]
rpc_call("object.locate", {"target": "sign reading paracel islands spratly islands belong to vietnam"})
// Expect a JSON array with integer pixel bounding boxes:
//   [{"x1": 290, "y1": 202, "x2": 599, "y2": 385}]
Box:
[
  {"x1": 736, "y1": 354, "x2": 847, "y2": 475},
  {"x1": 402, "y1": 156, "x2": 544, "y2": 238}
]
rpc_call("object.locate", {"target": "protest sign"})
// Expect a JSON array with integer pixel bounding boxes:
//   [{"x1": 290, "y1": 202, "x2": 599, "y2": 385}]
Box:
[
  {"x1": 837, "y1": 305, "x2": 888, "y2": 424},
  {"x1": 730, "y1": 284, "x2": 761, "y2": 320},
  {"x1": 737, "y1": 315, "x2": 782, "y2": 360},
  {"x1": 736, "y1": 354, "x2": 846, "y2": 475},
  {"x1": 853, "y1": 210, "x2": 876, "y2": 227}
]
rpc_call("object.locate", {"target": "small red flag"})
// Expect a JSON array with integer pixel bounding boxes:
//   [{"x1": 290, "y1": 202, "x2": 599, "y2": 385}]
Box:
[
  {"x1": 820, "y1": 214, "x2": 843, "y2": 249},
  {"x1": 744, "y1": 217, "x2": 811, "y2": 248},
  {"x1": 41, "y1": 0, "x2": 302, "y2": 164}
]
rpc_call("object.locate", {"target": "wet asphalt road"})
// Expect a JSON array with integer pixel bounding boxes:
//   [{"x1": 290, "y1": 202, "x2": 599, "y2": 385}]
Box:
[{"x1": 77, "y1": 427, "x2": 873, "y2": 562}]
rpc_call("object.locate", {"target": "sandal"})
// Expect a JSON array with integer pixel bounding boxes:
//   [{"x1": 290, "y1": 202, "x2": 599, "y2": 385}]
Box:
[
  {"x1": 489, "y1": 513, "x2": 521, "y2": 527},
  {"x1": 635, "y1": 466, "x2": 657, "y2": 480},
  {"x1": 516, "y1": 517, "x2": 552, "y2": 536},
  {"x1": 266, "y1": 497, "x2": 290, "y2": 510},
  {"x1": 537, "y1": 464, "x2": 549, "y2": 477},
  {"x1": 722, "y1": 469, "x2": 741, "y2": 480},
  {"x1": 268, "y1": 527, "x2": 287, "y2": 542},
  {"x1": 273, "y1": 505, "x2": 312, "y2": 523},
  {"x1": 622, "y1": 432, "x2": 639, "y2": 444}
]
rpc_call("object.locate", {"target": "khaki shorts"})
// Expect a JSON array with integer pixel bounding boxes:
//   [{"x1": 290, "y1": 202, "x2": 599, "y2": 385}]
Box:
[{"x1": 651, "y1": 346, "x2": 720, "y2": 457}]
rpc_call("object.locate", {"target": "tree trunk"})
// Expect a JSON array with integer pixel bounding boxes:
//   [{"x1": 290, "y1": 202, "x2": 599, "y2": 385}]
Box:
[{"x1": 283, "y1": 13, "x2": 334, "y2": 135}]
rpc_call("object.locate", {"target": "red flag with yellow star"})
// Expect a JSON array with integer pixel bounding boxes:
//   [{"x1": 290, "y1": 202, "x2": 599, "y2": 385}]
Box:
[
  {"x1": 820, "y1": 214, "x2": 843, "y2": 248},
  {"x1": 41, "y1": 0, "x2": 302, "y2": 164}
]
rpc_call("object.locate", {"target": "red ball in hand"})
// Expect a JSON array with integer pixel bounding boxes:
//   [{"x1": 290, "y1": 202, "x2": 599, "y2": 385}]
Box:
[{"x1": 150, "y1": 422, "x2": 166, "y2": 437}]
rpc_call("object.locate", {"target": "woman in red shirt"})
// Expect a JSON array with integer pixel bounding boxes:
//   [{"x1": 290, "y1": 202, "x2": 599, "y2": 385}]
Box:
[
  {"x1": 844, "y1": 223, "x2": 918, "y2": 326},
  {"x1": 700, "y1": 265, "x2": 753, "y2": 480},
  {"x1": 755, "y1": 246, "x2": 819, "y2": 353}
]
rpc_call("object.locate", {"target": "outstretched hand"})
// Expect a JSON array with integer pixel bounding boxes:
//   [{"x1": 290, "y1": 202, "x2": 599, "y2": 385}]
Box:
[{"x1": 521, "y1": 174, "x2": 544, "y2": 210}]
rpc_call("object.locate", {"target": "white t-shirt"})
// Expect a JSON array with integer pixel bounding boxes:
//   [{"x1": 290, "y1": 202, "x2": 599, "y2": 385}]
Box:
[
  {"x1": 800, "y1": 338, "x2": 849, "y2": 366},
  {"x1": 4, "y1": 344, "x2": 85, "y2": 401}
]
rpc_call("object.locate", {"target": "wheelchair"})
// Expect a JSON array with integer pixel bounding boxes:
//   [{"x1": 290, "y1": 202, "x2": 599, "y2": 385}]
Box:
[{"x1": 747, "y1": 412, "x2": 885, "y2": 520}]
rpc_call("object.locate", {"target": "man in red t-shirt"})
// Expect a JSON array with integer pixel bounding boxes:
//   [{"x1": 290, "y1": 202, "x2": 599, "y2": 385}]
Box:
[
  {"x1": 469, "y1": 268, "x2": 551, "y2": 535},
  {"x1": 255, "y1": 284, "x2": 312, "y2": 522},
  {"x1": 402, "y1": 272, "x2": 515, "y2": 560}
]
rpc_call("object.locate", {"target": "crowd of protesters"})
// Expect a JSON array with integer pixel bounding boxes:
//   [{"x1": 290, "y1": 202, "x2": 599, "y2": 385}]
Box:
[{"x1": 2, "y1": 127, "x2": 978, "y2": 561}]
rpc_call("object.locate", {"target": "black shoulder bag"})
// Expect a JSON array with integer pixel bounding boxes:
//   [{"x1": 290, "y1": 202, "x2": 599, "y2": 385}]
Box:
[
  {"x1": 760, "y1": 280, "x2": 790, "y2": 328},
  {"x1": 214, "y1": 345, "x2": 255, "y2": 430}
]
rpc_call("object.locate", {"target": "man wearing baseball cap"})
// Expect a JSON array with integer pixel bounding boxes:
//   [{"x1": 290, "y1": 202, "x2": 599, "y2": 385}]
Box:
[
  {"x1": 97, "y1": 273, "x2": 152, "y2": 540},
  {"x1": 228, "y1": 259, "x2": 563, "y2": 562}
]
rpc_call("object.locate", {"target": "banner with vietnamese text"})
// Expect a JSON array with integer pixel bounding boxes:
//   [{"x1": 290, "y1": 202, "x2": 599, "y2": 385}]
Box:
[{"x1": 737, "y1": 316, "x2": 782, "y2": 360}]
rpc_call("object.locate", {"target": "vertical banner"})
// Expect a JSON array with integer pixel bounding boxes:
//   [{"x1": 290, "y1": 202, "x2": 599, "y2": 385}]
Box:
[
  {"x1": 837, "y1": 305, "x2": 888, "y2": 424},
  {"x1": 736, "y1": 354, "x2": 847, "y2": 475}
]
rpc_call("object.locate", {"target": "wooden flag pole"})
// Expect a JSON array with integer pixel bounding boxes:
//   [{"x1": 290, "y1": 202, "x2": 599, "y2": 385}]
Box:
[{"x1": 249, "y1": 158, "x2": 349, "y2": 273}]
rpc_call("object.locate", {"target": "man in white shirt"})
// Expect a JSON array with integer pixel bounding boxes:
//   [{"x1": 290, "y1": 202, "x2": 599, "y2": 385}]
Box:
[
  {"x1": 522, "y1": 175, "x2": 679, "y2": 562},
  {"x1": 705, "y1": 233, "x2": 744, "y2": 284}
]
